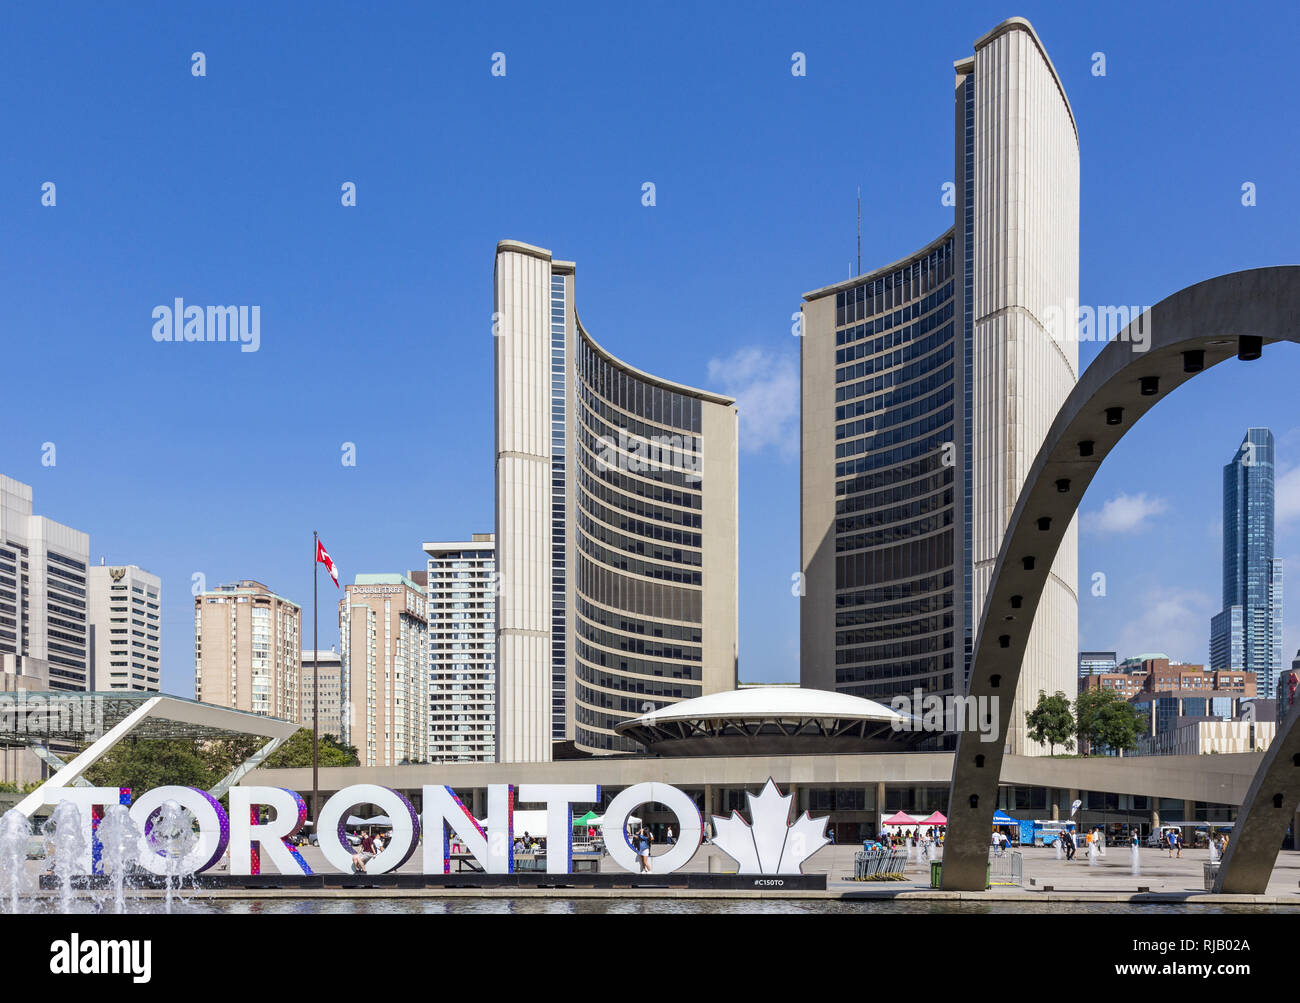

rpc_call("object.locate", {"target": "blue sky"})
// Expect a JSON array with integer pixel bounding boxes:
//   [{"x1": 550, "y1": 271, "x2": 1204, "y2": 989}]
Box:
[{"x1": 1, "y1": 1, "x2": 1297, "y2": 696}]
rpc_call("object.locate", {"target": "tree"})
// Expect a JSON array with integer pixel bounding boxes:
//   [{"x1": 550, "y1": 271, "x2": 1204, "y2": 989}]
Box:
[
  {"x1": 83, "y1": 738, "x2": 218, "y2": 791},
  {"x1": 76, "y1": 731, "x2": 357, "y2": 805},
  {"x1": 1075, "y1": 689, "x2": 1146, "y2": 756},
  {"x1": 263, "y1": 729, "x2": 359, "y2": 769},
  {"x1": 0, "y1": 780, "x2": 43, "y2": 794},
  {"x1": 1025, "y1": 690, "x2": 1075, "y2": 755}
]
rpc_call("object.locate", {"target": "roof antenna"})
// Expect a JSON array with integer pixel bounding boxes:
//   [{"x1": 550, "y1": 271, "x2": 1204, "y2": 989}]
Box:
[{"x1": 856, "y1": 186, "x2": 862, "y2": 276}]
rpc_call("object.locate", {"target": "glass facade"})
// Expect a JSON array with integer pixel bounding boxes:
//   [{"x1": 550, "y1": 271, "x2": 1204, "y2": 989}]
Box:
[
  {"x1": 572, "y1": 331, "x2": 706, "y2": 753},
  {"x1": 551, "y1": 275, "x2": 568, "y2": 741},
  {"x1": 960, "y1": 71, "x2": 975, "y2": 691},
  {"x1": 831, "y1": 235, "x2": 959, "y2": 705},
  {"x1": 1210, "y1": 428, "x2": 1284, "y2": 696}
]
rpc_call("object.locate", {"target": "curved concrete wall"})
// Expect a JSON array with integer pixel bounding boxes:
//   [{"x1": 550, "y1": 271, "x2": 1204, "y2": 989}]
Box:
[
  {"x1": 570, "y1": 322, "x2": 738, "y2": 754},
  {"x1": 495, "y1": 241, "x2": 739, "y2": 761}
]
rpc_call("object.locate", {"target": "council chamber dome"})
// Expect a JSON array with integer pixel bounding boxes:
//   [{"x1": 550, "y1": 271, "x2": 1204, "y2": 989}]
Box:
[{"x1": 614, "y1": 684, "x2": 925, "y2": 757}]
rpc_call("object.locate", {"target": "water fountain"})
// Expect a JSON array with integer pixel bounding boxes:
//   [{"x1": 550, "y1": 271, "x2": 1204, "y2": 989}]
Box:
[
  {"x1": 1087, "y1": 834, "x2": 1099, "y2": 867},
  {"x1": 145, "y1": 799, "x2": 198, "y2": 914},
  {"x1": 1208, "y1": 837, "x2": 1220, "y2": 864},
  {"x1": 43, "y1": 800, "x2": 87, "y2": 914},
  {"x1": 1054, "y1": 836, "x2": 1063, "y2": 860},
  {"x1": 1130, "y1": 841, "x2": 1141, "y2": 876},
  {"x1": 0, "y1": 808, "x2": 32, "y2": 913},
  {"x1": 96, "y1": 804, "x2": 142, "y2": 914}
]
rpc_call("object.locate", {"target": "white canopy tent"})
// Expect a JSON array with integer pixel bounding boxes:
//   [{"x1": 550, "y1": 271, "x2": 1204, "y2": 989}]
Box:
[{"x1": 344, "y1": 815, "x2": 392, "y2": 827}]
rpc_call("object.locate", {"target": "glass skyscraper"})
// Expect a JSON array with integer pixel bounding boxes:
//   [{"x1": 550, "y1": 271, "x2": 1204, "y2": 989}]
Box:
[{"x1": 1210, "y1": 428, "x2": 1284, "y2": 697}]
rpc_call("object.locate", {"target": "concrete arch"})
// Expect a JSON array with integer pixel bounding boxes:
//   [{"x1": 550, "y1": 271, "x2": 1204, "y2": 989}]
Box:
[{"x1": 942, "y1": 266, "x2": 1300, "y2": 891}]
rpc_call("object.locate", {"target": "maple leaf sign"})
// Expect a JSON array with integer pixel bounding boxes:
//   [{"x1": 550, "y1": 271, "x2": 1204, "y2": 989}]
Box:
[{"x1": 710, "y1": 778, "x2": 830, "y2": 874}]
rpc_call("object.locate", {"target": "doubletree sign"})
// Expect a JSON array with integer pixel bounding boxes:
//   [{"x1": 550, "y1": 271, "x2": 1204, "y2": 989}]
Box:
[{"x1": 44, "y1": 778, "x2": 828, "y2": 877}]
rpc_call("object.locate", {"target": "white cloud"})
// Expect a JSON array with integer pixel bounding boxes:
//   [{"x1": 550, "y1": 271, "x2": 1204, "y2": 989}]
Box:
[
  {"x1": 1276, "y1": 462, "x2": 1300, "y2": 529},
  {"x1": 1113, "y1": 587, "x2": 1216, "y2": 665},
  {"x1": 705, "y1": 346, "x2": 799, "y2": 459},
  {"x1": 1082, "y1": 492, "x2": 1170, "y2": 535}
]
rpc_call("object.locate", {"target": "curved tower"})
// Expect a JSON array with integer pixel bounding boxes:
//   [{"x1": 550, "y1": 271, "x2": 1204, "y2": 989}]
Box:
[
  {"x1": 801, "y1": 18, "x2": 1079, "y2": 756},
  {"x1": 495, "y1": 241, "x2": 739, "y2": 760}
]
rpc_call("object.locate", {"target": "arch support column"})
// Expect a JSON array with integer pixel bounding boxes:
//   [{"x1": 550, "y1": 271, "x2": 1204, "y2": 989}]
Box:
[{"x1": 941, "y1": 267, "x2": 1300, "y2": 890}]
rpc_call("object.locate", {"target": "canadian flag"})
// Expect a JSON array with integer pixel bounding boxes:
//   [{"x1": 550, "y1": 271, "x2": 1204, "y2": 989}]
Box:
[{"x1": 316, "y1": 539, "x2": 339, "y2": 588}]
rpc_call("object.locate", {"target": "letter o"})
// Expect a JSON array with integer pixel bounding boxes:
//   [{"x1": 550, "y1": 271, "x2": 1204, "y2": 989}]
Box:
[
  {"x1": 130, "y1": 786, "x2": 229, "y2": 875},
  {"x1": 600, "y1": 782, "x2": 701, "y2": 874},
  {"x1": 317, "y1": 784, "x2": 420, "y2": 874}
]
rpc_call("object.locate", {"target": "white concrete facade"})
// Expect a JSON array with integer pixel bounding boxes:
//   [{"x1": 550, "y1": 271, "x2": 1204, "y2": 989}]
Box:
[
  {"x1": 88, "y1": 563, "x2": 161, "y2": 691},
  {"x1": 424, "y1": 536, "x2": 497, "y2": 762},
  {"x1": 494, "y1": 243, "x2": 555, "y2": 763},
  {"x1": 0, "y1": 474, "x2": 90, "y2": 693},
  {"x1": 961, "y1": 19, "x2": 1080, "y2": 756},
  {"x1": 0, "y1": 475, "x2": 91, "y2": 784}
]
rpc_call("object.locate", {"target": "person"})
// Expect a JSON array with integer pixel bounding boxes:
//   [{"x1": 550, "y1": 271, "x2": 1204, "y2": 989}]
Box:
[
  {"x1": 827, "y1": 827, "x2": 835, "y2": 845},
  {"x1": 666, "y1": 826, "x2": 675, "y2": 846},
  {"x1": 634, "y1": 824, "x2": 654, "y2": 873},
  {"x1": 1165, "y1": 827, "x2": 1177, "y2": 858},
  {"x1": 353, "y1": 828, "x2": 376, "y2": 874},
  {"x1": 1063, "y1": 828, "x2": 1076, "y2": 861}
]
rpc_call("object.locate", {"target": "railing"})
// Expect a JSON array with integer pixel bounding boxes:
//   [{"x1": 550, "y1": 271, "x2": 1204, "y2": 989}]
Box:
[
  {"x1": 988, "y1": 848, "x2": 1022, "y2": 886},
  {"x1": 853, "y1": 849, "x2": 909, "y2": 880}
]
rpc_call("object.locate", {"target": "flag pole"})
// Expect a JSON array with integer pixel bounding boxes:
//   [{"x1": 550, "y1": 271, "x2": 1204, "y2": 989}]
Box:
[{"x1": 312, "y1": 530, "x2": 320, "y2": 832}]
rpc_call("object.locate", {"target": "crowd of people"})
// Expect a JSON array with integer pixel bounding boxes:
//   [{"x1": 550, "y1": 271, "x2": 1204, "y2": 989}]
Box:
[{"x1": 862, "y1": 826, "x2": 945, "y2": 855}]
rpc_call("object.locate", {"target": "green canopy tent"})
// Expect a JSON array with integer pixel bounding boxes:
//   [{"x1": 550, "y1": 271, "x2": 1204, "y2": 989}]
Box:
[{"x1": 573, "y1": 810, "x2": 600, "y2": 827}]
